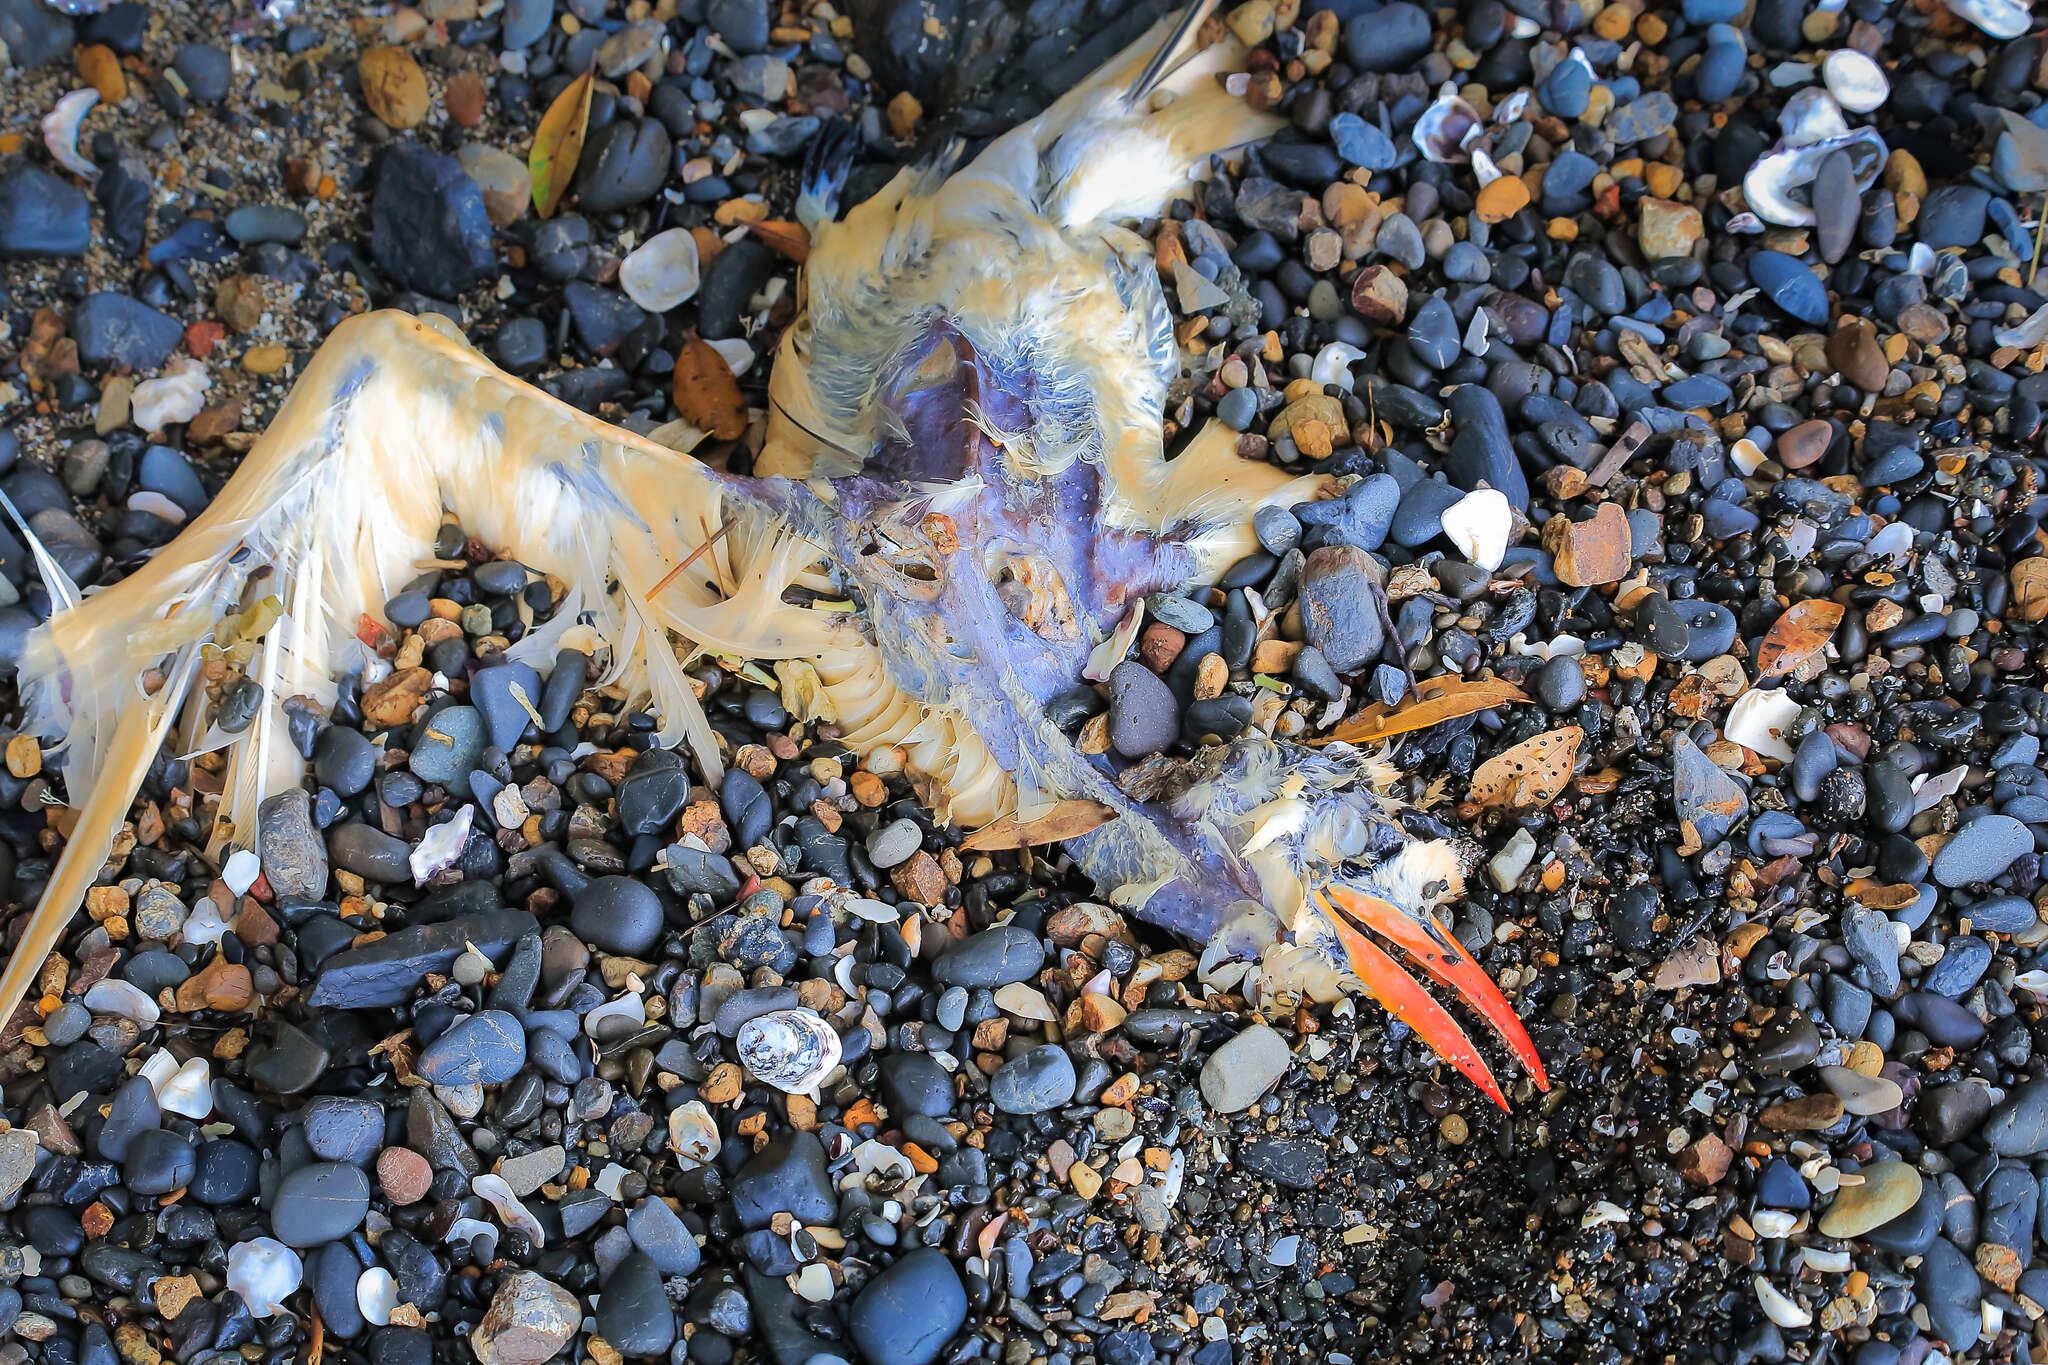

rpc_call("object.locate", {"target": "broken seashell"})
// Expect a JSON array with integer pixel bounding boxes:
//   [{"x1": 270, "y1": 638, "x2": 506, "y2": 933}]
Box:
[
  {"x1": 43, "y1": 89, "x2": 100, "y2": 182},
  {"x1": 226, "y1": 1238, "x2": 302, "y2": 1318},
  {"x1": 1742, "y1": 127, "x2": 1887, "y2": 227},
  {"x1": 1942, "y1": 0, "x2": 2031, "y2": 37},
  {"x1": 409, "y1": 803, "x2": 472, "y2": 882},
  {"x1": 1778, "y1": 87, "x2": 1850, "y2": 146},
  {"x1": 667, "y1": 1099, "x2": 720, "y2": 1164},
  {"x1": 445, "y1": 1217, "x2": 500, "y2": 1261},
  {"x1": 619, "y1": 228, "x2": 702, "y2": 313},
  {"x1": 1412, "y1": 86, "x2": 1481, "y2": 163},
  {"x1": 472, "y1": 1173, "x2": 546, "y2": 1248},
  {"x1": 734, "y1": 1007, "x2": 842, "y2": 1094},
  {"x1": 153, "y1": 1055, "x2": 213, "y2": 1118}
]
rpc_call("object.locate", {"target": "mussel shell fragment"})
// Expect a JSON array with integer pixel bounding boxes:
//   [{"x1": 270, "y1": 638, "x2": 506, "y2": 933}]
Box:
[
  {"x1": 1942, "y1": 0, "x2": 2032, "y2": 38},
  {"x1": 735, "y1": 1008, "x2": 843, "y2": 1094},
  {"x1": 1742, "y1": 127, "x2": 1888, "y2": 227},
  {"x1": 1413, "y1": 88, "x2": 1482, "y2": 163}
]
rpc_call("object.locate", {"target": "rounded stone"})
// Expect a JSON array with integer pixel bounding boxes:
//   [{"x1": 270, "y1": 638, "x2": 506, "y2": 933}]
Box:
[{"x1": 272, "y1": 1161, "x2": 372, "y2": 1247}]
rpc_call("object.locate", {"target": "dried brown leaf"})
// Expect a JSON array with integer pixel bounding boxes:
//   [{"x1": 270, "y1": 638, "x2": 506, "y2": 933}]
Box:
[
  {"x1": 1754, "y1": 599, "x2": 1844, "y2": 678},
  {"x1": 672, "y1": 331, "x2": 748, "y2": 441},
  {"x1": 1309, "y1": 675, "x2": 1529, "y2": 747},
  {"x1": 743, "y1": 219, "x2": 812, "y2": 264},
  {"x1": 529, "y1": 63, "x2": 594, "y2": 219},
  {"x1": 1468, "y1": 725, "x2": 1582, "y2": 809},
  {"x1": 959, "y1": 799, "x2": 1117, "y2": 851}
]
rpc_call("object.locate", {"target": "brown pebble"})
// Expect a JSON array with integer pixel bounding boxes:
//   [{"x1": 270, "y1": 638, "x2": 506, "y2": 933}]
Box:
[
  {"x1": 1676, "y1": 1133, "x2": 1732, "y2": 1187},
  {"x1": 1139, "y1": 622, "x2": 1184, "y2": 673},
  {"x1": 1543, "y1": 503, "x2": 1631, "y2": 587},
  {"x1": 358, "y1": 45, "x2": 428, "y2": 129},
  {"x1": 445, "y1": 70, "x2": 486, "y2": 128},
  {"x1": 1348, "y1": 265, "x2": 1407, "y2": 325},
  {"x1": 1759, "y1": 1094, "x2": 1846, "y2": 1131},
  {"x1": 378, "y1": 1147, "x2": 432, "y2": 1205},
  {"x1": 1825, "y1": 318, "x2": 1889, "y2": 393},
  {"x1": 1775, "y1": 418, "x2": 1833, "y2": 469}
]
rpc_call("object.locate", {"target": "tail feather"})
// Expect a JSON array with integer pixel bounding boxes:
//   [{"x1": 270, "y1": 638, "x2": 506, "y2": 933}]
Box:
[{"x1": 0, "y1": 310, "x2": 849, "y2": 1033}]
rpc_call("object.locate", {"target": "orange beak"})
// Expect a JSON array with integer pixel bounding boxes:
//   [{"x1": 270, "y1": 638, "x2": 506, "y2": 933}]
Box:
[{"x1": 1315, "y1": 885, "x2": 1550, "y2": 1110}]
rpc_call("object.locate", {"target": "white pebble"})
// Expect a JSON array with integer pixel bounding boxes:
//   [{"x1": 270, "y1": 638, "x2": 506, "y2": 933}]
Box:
[
  {"x1": 222, "y1": 849, "x2": 262, "y2": 897},
  {"x1": 1822, "y1": 49, "x2": 1888, "y2": 112},
  {"x1": 1724, "y1": 687, "x2": 1803, "y2": 761},
  {"x1": 709, "y1": 337, "x2": 756, "y2": 379},
  {"x1": 667, "y1": 1100, "x2": 719, "y2": 1165},
  {"x1": 226, "y1": 1238, "x2": 302, "y2": 1318},
  {"x1": 130, "y1": 359, "x2": 211, "y2": 432},
  {"x1": 1800, "y1": 1246, "x2": 1852, "y2": 1274},
  {"x1": 1441, "y1": 488, "x2": 1513, "y2": 571},
  {"x1": 435, "y1": 1082, "x2": 484, "y2": 1119},
  {"x1": 619, "y1": 228, "x2": 702, "y2": 313},
  {"x1": 357, "y1": 1268, "x2": 398, "y2": 1326},
  {"x1": 155, "y1": 1056, "x2": 213, "y2": 1119},
  {"x1": 1488, "y1": 827, "x2": 1537, "y2": 892},
  {"x1": 793, "y1": 1263, "x2": 836, "y2": 1303},
  {"x1": 1753, "y1": 1276, "x2": 1812, "y2": 1329},
  {"x1": 180, "y1": 895, "x2": 230, "y2": 947},
  {"x1": 82, "y1": 979, "x2": 159, "y2": 1024},
  {"x1": 594, "y1": 1162, "x2": 631, "y2": 1200},
  {"x1": 1311, "y1": 342, "x2": 1366, "y2": 390},
  {"x1": 1751, "y1": 1209, "x2": 1799, "y2": 1239}
]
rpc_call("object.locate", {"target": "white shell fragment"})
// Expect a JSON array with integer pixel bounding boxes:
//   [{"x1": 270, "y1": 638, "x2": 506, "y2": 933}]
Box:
[
  {"x1": 410, "y1": 804, "x2": 472, "y2": 882},
  {"x1": 180, "y1": 894, "x2": 230, "y2": 947},
  {"x1": 223, "y1": 848, "x2": 262, "y2": 896},
  {"x1": 357, "y1": 1267, "x2": 398, "y2": 1326},
  {"x1": 1753, "y1": 1276, "x2": 1812, "y2": 1329},
  {"x1": 735, "y1": 1008, "x2": 841, "y2": 1094},
  {"x1": 1441, "y1": 488, "x2": 1512, "y2": 571},
  {"x1": 1725, "y1": 687, "x2": 1803, "y2": 761},
  {"x1": 226, "y1": 1238, "x2": 302, "y2": 1318},
  {"x1": 43, "y1": 89, "x2": 100, "y2": 181},
  {"x1": 1943, "y1": 0, "x2": 2032, "y2": 37},
  {"x1": 1820, "y1": 49, "x2": 1888, "y2": 113},
  {"x1": 130, "y1": 359, "x2": 212, "y2": 432},
  {"x1": 1413, "y1": 86, "x2": 1480, "y2": 162},
  {"x1": 153, "y1": 1055, "x2": 214, "y2": 1118},
  {"x1": 473, "y1": 1173, "x2": 546, "y2": 1248},
  {"x1": 83, "y1": 978, "x2": 160, "y2": 1023},
  {"x1": 619, "y1": 228, "x2": 702, "y2": 313},
  {"x1": 667, "y1": 1099, "x2": 720, "y2": 1164},
  {"x1": 1742, "y1": 128, "x2": 1888, "y2": 227}
]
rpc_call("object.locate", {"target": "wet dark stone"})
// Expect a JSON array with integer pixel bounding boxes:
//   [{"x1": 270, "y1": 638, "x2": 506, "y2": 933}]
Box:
[
  {"x1": 846, "y1": 1248, "x2": 967, "y2": 1365},
  {"x1": 371, "y1": 143, "x2": 497, "y2": 298},
  {"x1": 0, "y1": 164, "x2": 91, "y2": 258}
]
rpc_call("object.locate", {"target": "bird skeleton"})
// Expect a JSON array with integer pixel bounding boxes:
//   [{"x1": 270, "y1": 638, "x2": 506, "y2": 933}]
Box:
[{"x1": 0, "y1": 7, "x2": 1547, "y2": 1106}]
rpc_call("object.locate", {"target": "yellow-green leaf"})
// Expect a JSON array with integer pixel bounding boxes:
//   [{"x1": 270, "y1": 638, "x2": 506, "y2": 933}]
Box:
[{"x1": 530, "y1": 64, "x2": 595, "y2": 219}]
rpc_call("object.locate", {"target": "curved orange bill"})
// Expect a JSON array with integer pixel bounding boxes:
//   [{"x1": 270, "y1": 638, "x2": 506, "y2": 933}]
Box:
[
  {"x1": 1321, "y1": 885, "x2": 1550, "y2": 1092},
  {"x1": 1315, "y1": 894, "x2": 1507, "y2": 1109}
]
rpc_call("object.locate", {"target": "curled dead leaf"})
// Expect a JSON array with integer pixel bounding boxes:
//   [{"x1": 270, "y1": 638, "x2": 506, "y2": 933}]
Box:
[
  {"x1": 672, "y1": 332, "x2": 748, "y2": 441},
  {"x1": 1754, "y1": 599, "x2": 1844, "y2": 679},
  {"x1": 743, "y1": 219, "x2": 813, "y2": 264},
  {"x1": 1309, "y1": 675, "x2": 1529, "y2": 747},
  {"x1": 959, "y1": 799, "x2": 1116, "y2": 851},
  {"x1": 529, "y1": 63, "x2": 594, "y2": 219},
  {"x1": 1468, "y1": 726, "x2": 1582, "y2": 808}
]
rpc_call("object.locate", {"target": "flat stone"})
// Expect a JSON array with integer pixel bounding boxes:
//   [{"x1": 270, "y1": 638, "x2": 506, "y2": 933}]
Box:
[
  {"x1": 310, "y1": 910, "x2": 535, "y2": 1008},
  {"x1": 1200, "y1": 1024, "x2": 1291, "y2": 1113},
  {"x1": 272, "y1": 1162, "x2": 370, "y2": 1247},
  {"x1": 1818, "y1": 1161, "x2": 1922, "y2": 1238}
]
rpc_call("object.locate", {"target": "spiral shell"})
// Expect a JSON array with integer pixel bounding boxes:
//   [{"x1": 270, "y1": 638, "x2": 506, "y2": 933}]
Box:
[{"x1": 735, "y1": 1008, "x2": 842, "y2": 1094}]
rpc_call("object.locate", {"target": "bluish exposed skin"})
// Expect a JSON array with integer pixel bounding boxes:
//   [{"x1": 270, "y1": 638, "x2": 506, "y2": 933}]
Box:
[{"x1": 713, "y1": 320, "x2": 1288, "y2": 941}]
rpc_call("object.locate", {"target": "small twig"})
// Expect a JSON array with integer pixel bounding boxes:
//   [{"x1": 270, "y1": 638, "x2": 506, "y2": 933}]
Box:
[
  {"x1": 646, "y1": 518, "x2": 738, "y2": 601},
  {"x1": 2030, "y1": 192, "x2": 2047, "y2": 290}
]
